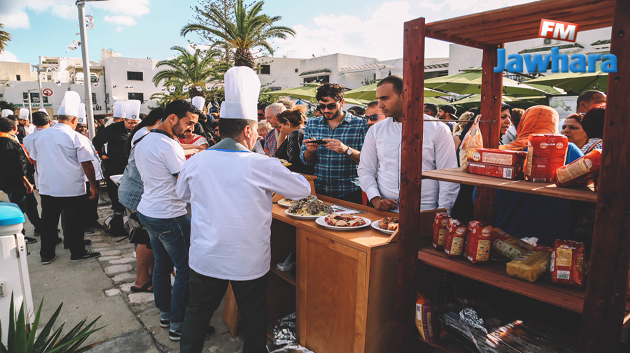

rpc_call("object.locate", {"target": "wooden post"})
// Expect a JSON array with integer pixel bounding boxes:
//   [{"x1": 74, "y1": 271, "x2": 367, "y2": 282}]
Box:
[
  {"x1": 394, "y1": 17, "x2": 425, "y2": 352},
  {"x1": 579, "y1": 0, "x2": 630, "y2": 351},
  {"x1": 473, "y1": 44, "x2": 503, "y2": 222}
]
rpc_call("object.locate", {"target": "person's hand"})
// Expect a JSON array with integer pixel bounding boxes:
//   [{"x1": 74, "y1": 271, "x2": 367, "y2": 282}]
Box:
[
  {"x1": 101, "y1": 155, "x2": 109, "y2": 160},
  {"x1": 89, "y1": 184, "x2": 98, "y2": 200},
  {"x1": 303, "y1": 139, "x2": 320, "y2": 152},
  {"x1": 23, "y1": 179, "x2": 34, "y2": 194},
  {"x1": 371, "y1": 197, "x2": 398, "y2": 211},
  {"x1": 323, "y1": 139, "x2": 347, "y2": 154},
  {"x1": 193, "y1": 145, "x2": 205, "y2": 151}
]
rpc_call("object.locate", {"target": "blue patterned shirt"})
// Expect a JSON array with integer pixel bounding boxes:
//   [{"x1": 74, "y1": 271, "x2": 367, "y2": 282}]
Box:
[{"x1": 300, "y1": 112, "x2": 368, "y2": 198}]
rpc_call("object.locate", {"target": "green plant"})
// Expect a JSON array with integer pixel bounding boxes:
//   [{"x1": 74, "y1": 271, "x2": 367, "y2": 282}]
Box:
[
  {"x1": 0, "y1": 23, "x2": 11, "y2": 54},
  {"x1": 1, "y1": 294, "x2": 104, "y2": 353}
]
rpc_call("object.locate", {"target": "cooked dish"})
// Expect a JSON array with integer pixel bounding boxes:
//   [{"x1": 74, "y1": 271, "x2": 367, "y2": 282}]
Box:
[
  {"x1": 287, "y1": 195, "x2": 333, "y2": 216},
  {"x1": 378, "y1": 217, "x2": 399, "y2": 231},
  {"x1": 325, "y1": 213, "x2": 367, "y2": 227},
  {"x1": 278, "y1": 198, "x2": 295, "y2": 207},
  {"x1": 277, "y1": 158, "x2": 292, "y2": 167}
]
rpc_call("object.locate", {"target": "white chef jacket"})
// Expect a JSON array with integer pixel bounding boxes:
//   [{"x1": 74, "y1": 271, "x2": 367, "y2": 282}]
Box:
[
  {"x1": 176, "y1": 138, "x2": 312, "y2": 281},
  {"x1": 23, "y1": 127, "x2": 46, "y2": 188},
  {"x1": 358, "y1": 116, "x2": 460, "y2": 211},
  {"x1": 24, "y1": 124, "x2": 35, "y2": 135},
  {"x1": 77, "y1": 134, "x2": 104, "y2": 182},
  {"x1": 135, "y1": 131, "x2": 187, "y2": 219},
  {"x1": 30, "y1": 123, "x2": 95, "y2": 197}
]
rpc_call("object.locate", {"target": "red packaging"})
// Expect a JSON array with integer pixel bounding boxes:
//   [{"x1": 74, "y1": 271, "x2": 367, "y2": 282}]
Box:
[
  {"x1": 432, "y1": 212, "x2": 451, "y2": 250},
  {"x1": 467, "y1": 162, "x2": 523, "y2": 180},
  {"x1": 468, "y1": 148, "x2": 527, "y2": 167},
  {"x1": 550, "y1": 240, "x2": 585, "y2": 287},
  {"x1": 525, "y1": 134, "x2": 568, "y2": 182},
  {"x1": 555, "y1": 149, "x2": 602, "y2": 187},
  {"x1": 464, "y1": 221, "x2": 494, "y2": 264},
  {"x1": 444, "y1": 219, "x2": 467, "y2": 257}
]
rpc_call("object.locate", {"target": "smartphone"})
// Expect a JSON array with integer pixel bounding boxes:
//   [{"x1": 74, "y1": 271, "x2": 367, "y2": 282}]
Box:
[{"x1": 307, "y1": 139, "x2": 328, "y2": 145}]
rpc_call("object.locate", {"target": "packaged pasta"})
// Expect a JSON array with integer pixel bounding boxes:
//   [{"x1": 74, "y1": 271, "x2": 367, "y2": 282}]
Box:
[
  {"x1": 464, "y1": 221, "x2": 493, "y2": 264},
  {"x1": 444, "y1": 219, "x2": 467, "y2": 257},
  {"x1": 468, "y1": 148, "x2": 527, "y2": 167},
  {"x1": 491, "y1": 228, "x2": 533, "y2": 260},
  {"x1": 415, "y1": 293, "x2": 435, "y2": 343},
  {"x1": 506, "y1": 251, "x2": 551, "y2": 283},
  {"x1": 550, "y1": 240, "x2": 586, "y2": 287},
  {"x1": 525, "y1": 134, "x2": 568, "y2": 182},
  {"x1": 555, "y1": 149, "x2": 602, "y2": 187},
  {"x1": 433, "y1": 212, "x2": 451, "y2": 250},
  {"x1": 466, "y1": 162, "x2": 523, "y2": 180}
]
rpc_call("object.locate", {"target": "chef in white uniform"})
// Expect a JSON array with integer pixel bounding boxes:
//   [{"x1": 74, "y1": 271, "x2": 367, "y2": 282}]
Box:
[
  {"x1": 176, "y1": 67, "x2": 311, "y2": 353},
  {"x1": 77, "y1": 104, "x2": 105, "y2": 231},
  {"x1": 30, "y1": 91, "x2": 101, "y2": 265}
]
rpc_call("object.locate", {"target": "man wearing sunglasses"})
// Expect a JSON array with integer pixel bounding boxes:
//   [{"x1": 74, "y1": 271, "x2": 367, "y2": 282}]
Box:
[
  {"x1": 301, "y1": 83, "x2": 368, "y2": 204},
  {"x1": 364, "y1": 100, "x2": 387, "y2": 128}
]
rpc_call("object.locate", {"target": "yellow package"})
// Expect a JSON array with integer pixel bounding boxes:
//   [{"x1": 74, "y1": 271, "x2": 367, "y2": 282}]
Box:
[
  {"x1": 415, "y1": 294, "x2": 435, "y2": 343},
  {"x1": 506, "y1": 251, "x2": 551, "y2": 283}
]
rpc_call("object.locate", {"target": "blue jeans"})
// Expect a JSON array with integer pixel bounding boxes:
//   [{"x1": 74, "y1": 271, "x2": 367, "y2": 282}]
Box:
[{"x1": 137, "y1": 212, "x2": 191, "y2": 331}]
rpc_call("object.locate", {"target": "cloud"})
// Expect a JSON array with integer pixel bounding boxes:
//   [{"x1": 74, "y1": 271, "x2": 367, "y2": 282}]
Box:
[
  {"x1": 417, "y1": 0, "x2": 446, "y2": 11},
  {"x1": 0, "y1": 11, "x2": 30, "y2": 29},
  {"x1": 0, "y1": 50, "x2": 20, "y2": 62},
  {"x1": 104, "y1": 15, "x2": 138, "y2": 27},
  {"x1": 420, "y1": 0, "x2": 535, "y2": 13},
  {"x1": 90, "y1": 0, "x2": 150, "y2": 17},
  {"x1": 115, "y1": 26, "x2": 123, "y2": 33}
]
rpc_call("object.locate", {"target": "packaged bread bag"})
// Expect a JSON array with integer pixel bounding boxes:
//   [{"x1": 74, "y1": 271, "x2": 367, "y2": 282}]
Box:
[
  {"x1": 460, "y1": 116, "x2": 483, "y2": 171},
  {"x1": 491, "y1": 228, "x2": 533, "y2": 260},
  {"x1": 525, "y1": 134, "x2": 568, "y2": 182},
  {"x1": 444, "y1": 219, "x2": 467, "y2": 257},
  {"x1": 506, "y1": 251, "x2": 551, "y2": 283},
  {"x1": 432, "y1": 212, "x2": 451, "y2": 250},
  {"x1": 555, "y1": 149, "x2": 602, "y2": 187},
  {"x1": 465, "y1": 221, "x2": 494, "y2": 264},
  {"x1": 415, "y1": 293, "x2": 435, "y2": 343},
  {"x1": 550, "y1": 240, "x2": 586, "y2": 287}
]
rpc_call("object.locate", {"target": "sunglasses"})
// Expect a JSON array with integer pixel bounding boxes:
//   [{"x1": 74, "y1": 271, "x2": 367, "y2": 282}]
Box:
[
  {"x1": 317, "y1": 103, "x2": 338, "y2": 111},
  {"x1": 365, "y1": 114, "x2": 380, "y2": 121}
]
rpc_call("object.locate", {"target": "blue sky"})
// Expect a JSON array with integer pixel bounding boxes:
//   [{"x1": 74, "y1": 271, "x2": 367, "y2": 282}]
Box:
[{"x1": 0, "y1": 0, "x2": 537, "y2": 65}]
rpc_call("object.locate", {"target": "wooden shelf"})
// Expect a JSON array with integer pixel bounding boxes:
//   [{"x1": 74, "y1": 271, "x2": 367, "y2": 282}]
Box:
[
  {"x1": 271, "y1": 267, "x2": 296, "y2": 286},
  {"x1": 418, "y1": 247, "x2": 587, "y2": 313},
  {"x1": 422, "y1": 168, "x2": 597, "y2": 203},
  {"x1": 416, "y1": 335, "x2": 473, "y2": 353}
]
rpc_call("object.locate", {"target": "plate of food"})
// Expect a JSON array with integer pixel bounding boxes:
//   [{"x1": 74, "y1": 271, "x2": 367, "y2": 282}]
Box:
[
  {"x1": 286, "y1": 195, "x2": 334, "y2": 219},
  {"x1": 277, "y1": 198, "x2": 295, "y2": 207},
  {"x1": 371, "y1": 217, "x2": 399, "y2": 234},
  {"x1": 315, "y1": 214, "x2": 372, "y2": 231},
  {"x1": 277, "y1": 158, "x2": 292, "y2": 167}
]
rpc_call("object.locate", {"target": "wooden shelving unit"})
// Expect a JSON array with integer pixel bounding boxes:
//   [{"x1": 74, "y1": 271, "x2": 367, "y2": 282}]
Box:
[{"x1": 270, "y1": 268, "x2": 296, "y2": 286}]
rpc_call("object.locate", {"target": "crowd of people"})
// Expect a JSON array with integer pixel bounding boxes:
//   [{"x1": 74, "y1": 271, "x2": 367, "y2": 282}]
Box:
[{"x1": 0, "y1": 65, "x2": 607, "y2": 352}]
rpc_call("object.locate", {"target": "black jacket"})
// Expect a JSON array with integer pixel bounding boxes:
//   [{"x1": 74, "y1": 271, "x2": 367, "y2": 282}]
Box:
[
  {"x1": 0, "y1": 136, "x2": 31, "y2": 192},
  {"x1": 92, "y1": 121, "x2": 130, "y2": 174}
]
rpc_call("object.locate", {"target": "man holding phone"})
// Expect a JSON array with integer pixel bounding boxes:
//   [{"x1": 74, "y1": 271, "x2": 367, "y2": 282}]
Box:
[{"x1": 301, "y1": 83, "x2": 368, "y2": 204}]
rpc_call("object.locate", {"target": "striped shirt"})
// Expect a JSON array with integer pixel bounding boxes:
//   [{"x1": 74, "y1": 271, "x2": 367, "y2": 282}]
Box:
[
  {"x1": 300, "y1": 112, "x2": 368, "y2": 198},
  {"x1": 265, "y1": 129, "x2": 279, "y2": 157}
]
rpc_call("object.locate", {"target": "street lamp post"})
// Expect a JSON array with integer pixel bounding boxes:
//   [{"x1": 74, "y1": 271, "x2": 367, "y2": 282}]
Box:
[{"x1": 76, "y1": 0, "x2": 97, "y2": 139}]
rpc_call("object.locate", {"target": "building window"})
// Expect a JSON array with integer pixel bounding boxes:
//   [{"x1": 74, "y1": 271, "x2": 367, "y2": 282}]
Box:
[
  {"x1": 127, "y1": 71, "x2": 144, "y2": 81},
  {"x1": 303, "y1": 75, "x2": 329, "y2": 84},
  {"x1": 16, "y1": 75, "x2": 21, "y2": 81},
  {"x1": 128, "y1": 93, "x2": 144, "y2": 101},
  {"x1": 270, "y1": 87, "x2": 282, "y2": 91},
  {"x1": 260, "y1": 65, "x2": 271, "y2": 75},
  {"x1": 295, "y1": 68, "x2": 298, "y2": 73},
  {"x1": 23, "y1": 92, "x2": 46, "y2": 103},
  {"x1": 92, "y1": 93, "x2": 97, "y2": 104}
]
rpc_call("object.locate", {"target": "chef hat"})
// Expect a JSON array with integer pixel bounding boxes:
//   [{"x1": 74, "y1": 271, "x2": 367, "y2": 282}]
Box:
[
  {"x1": 58, "y1": 91, "x2": 81, "y2": 117},
  {"x1": 113, "y1": 101, "x2": 126, "y2": 118},
  {"x1": 220, "y1": 66, "x2": 260, "y2": 121},
  {"x1": 192, "y1": 96, "x2": 205, "y2": 111},
  {"x1": 77, "y1": 103, "x2": 87, "y2": 124},
  {"x1": 38, "y1": 108, "x2": 48, "y2": 115},
  {"x1": 2, "y1": 109, "x2": 13, "y2": 117},
  {"x1": 19, "y1": 108, "x2": 30, "y2": 121},
  {"x1": 123, "y1": 100, "x2": 141, "y2": 120}
]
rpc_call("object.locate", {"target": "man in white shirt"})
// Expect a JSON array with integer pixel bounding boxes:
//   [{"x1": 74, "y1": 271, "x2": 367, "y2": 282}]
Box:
[
  {"x1": 358, "y1": 75, "x2": 459, "y2": 212},
  {"x1": 177, "y1": 67, "x2": 311, "y2": 353},
  {"x1": 135, "y1": 99, "x2": 200, "y2": 342},
  {"x1": 30, "y1": 91, "x2": 100, "y2": 264}
]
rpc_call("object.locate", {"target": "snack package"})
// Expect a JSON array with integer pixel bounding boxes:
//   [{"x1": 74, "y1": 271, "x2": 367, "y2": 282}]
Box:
[
  {"x1": 466, "y1": 162, "x2": 523, "y2": 180},
  {"x1": 415, "y1": 293, "x2": 435, "y2": 343},
  {"x1": 433, "y1": 212, "x2": 451, "y2": 250},
  {"x1": 491, "y1": 228, "x2": 533, "y2": 260},
  {"x1": 444, "y1": 219, "x2": 467, "y2": 257},
  {"x1": 464, "y1": 221, "x2": 494, "y2": 264},
  {"x1": 459, "y1": 116, "x2": 483, "y2": 171},
  {"x1": 468, "y1": 148, "x2": 527, "y2": 167},
  {"x1": 506, "y1": 251, "x2": 551, "y2": 282},
  {"x1": 550, "y1": 240, "x2": 586, "y2": 287},
  {"x1": 555, "y1": 149, "x2": 602, "y2": 187},
  {"x1": 525, "y1": 134, "x2": 568, "y2": 182}
]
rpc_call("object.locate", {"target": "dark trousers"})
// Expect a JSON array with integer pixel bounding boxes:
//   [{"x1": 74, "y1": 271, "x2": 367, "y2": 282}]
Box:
[
  {"x1": 7, "y1": 186, "x2": 41, "y2": 232},
  {"x1": 84, "y1": 181, "x2": 101, "y2": 225},
  {"x1": 104, "y1": 174, "x2": 125, "y2": 213},
  {"x1": 180, "y1": 270, "x2": 269, "y2": 353},
  {"x1": 40, "y1": 194, "x2": 87, "y2": 259}
]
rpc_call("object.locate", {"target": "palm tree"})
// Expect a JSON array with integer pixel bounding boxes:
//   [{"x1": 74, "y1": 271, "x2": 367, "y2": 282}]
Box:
[
  {"x1": 0, "y1": 23, "x2": 11, "y2": 53},
  {"x1": 152, "y1": 46, "x2": 227, "y2": 98},
  {"x1": 181, "y1": 0, "x2": 295, "y2": 68}
]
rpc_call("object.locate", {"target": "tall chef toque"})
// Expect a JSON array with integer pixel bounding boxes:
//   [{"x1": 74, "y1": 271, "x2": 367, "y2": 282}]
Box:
[
  {"x1": 220, "y1": 66, "x2": 260, "y2": 121},
  {"x1": 58, "y1": 91, "x2": 81, "y2": 117},
  {"x1": 38, "y1": 108, "x2": 48, "y2": 115},
  {"x1": 113, "y1": 101, "x2": 126, "y2": 119},
  {"x1": 192, "y1": 96, "x2": 205, "y2": 111},
  {"x1": 19, "y1": 108, "x2": 30, "y2": 121},
  {"x1": 124, "y1": 100, "x2": 141, "y2": 121},
  {"x1": 77, "y1": 103, "x2": 86, "y2": 124},
  {"x1": 2, "y1": 109, "x2": 14, "y2": 118}
]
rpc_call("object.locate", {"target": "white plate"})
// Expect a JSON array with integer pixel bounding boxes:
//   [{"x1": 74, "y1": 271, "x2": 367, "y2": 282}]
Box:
[
  {"x1": 315, "y1": 216, "x2": 372, "y2": 231},
  {"x1": 371, "y1": 220, "x2": 396, "y2": 234},
  {"x1": 285, "y1": 209, "x2": 329, "y2": 220},
  {"x1": 277, "y1": 199, "x2": 294, "y2": 207}
]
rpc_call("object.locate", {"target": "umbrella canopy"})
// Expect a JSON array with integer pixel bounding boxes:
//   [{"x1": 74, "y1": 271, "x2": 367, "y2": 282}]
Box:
[
  {"x1": 344, "y1": 82, "x2": 445, "y2": 101},
  {"x1": 424, "y1": 71, "x2": 547, "y2": 96},
  {"x1": 451, "y1": 94, "x2": 546, "y2": 106},
  {"x1": 524, "y1": 64, "x2": 607, "y2": 94},
  {"x1": 262, "y1": 83, "x2": 369, "y2": 106},
  {"x1": 424, "y1": 97, "x2": 450, "y2": 105}
]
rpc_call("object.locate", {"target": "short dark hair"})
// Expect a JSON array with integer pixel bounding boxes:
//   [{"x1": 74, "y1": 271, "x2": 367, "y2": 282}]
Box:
[
  {"x1": 577, "y1": 90, "x2": 605, "y2": 108},
  {"x1": 347, "y1": 106, "x2": 365, "y2": 116},
  {"x1": 581, "y1": 103, "x2": 606, "y2": 139},
  {"x1": 440, "y1": 105, "x2": 457, "y2": 116},
  {"x1": 316, "y1": 83, "x2": 345, "y2": 102},
  {"x1": 424, "y1": 103, "x2": 438, "y2": 116},
  {"x1": 0, "y1": 117, "x2": 16, "y2": 132},
  {"x1": 32, "y1": 111, "x2": 50, "y2": 127},
  {"x1": 367, "y1": 100, "x2": 379, "y2": 108},
  {"x1": 126, "y1": 107, "x2": 165, "y2": 154},
  {"x1": 163, "y1": 99, "x2": 200, "y2": 121},
  {"x1": 501, "y1": 103, "x2": 513, "y2": 113},
  {"x1": 219, "y1": 118, "x2": 257, "y2": 139},
  {"x1": 511, "y1": 108, "x2": 525, "y2": 128},
  {"x1": 377, "y1": 75, "x2": 403, "y2": 96},
  {"x1": 257, "y1": 103, "x2": 267, "y2": 111},
  {"x1": 6, "y1": 115, "x2": 17, "y2": 122}
]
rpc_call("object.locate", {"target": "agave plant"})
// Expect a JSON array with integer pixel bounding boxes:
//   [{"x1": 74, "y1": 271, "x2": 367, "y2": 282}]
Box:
[{"x1": 0, "y1": 294, "x2": 104, "y2": 353}]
